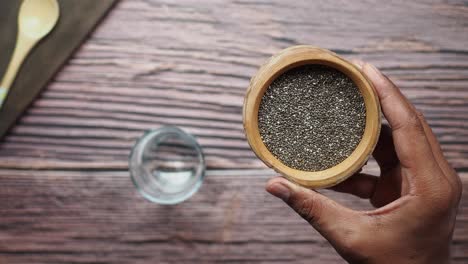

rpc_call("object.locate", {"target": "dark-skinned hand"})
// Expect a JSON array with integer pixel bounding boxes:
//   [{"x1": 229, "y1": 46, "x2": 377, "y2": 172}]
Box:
[{"x1": 266, "y1": 61, "x2": 462, "y2": 264}]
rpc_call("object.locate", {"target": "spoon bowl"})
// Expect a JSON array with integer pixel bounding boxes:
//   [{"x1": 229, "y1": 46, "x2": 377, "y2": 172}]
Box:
[{"x1": 19, "y1": 0, "x2": 60, "y2": 39}]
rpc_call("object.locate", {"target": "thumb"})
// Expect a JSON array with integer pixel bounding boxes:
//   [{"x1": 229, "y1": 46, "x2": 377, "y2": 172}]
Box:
[{"x1": 266, "y1": 177, "x2": 361, "y2": 242}]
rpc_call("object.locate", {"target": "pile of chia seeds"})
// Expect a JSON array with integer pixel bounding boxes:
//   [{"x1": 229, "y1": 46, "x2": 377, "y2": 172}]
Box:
[{"x1": 258, "y1": 65, "x2": 366, "y2": 171}]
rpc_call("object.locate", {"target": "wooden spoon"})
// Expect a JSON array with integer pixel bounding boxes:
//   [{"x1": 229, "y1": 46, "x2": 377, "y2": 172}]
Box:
[{"x1": 0, "y1": 0, "x2": 60, "y2": 107}]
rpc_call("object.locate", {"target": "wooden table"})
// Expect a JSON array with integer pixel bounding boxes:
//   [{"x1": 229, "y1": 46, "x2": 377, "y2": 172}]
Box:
[{"x1": 0, "y1": 0, "x2": 467, "y2": 263}]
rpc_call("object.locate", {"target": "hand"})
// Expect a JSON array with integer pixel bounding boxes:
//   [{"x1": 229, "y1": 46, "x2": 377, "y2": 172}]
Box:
[{"x1": 266, "y1": 61, "x2": 462, "y2": 264}]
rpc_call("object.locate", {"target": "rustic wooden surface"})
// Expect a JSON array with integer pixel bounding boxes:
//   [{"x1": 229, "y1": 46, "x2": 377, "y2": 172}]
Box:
[
  {"x1": 0, "y1": 0, "x2": 467, "y2": 263},
  {"x1": 0, "y1": 0, "x2": 117, "y2": 139}
]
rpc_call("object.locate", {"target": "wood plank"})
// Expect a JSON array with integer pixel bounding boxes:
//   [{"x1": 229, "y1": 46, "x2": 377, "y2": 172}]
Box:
[
  {"x1": 0, "y1": 0, "x2": 117, "y2": 139},
  {"x1": 0, "y1": 169, "x2": 467, "y2": 263}
]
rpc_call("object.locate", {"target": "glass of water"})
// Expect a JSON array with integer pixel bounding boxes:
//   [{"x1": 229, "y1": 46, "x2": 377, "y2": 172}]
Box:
[{"x1": 129, "y1": 126, "x2": 205, "y2": 204}]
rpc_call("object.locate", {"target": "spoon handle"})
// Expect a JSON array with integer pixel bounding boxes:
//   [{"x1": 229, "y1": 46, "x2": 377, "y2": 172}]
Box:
[{"x1": 0, "y1": 35, "x2": 35, "y2": 107}]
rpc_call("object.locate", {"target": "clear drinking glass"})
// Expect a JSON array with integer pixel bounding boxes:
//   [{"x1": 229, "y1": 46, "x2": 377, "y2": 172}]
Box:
[{"x1": 129, "y1": 126, "x2": 205, "y2": 204}]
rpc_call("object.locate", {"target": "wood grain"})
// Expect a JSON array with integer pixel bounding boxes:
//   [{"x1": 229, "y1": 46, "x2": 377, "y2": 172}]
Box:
[
  {"x1": 0, "y1": 0, "x2": 467, "y2": 263},
  {"x1": 0, "y1": 169, "x2": 467, "y2": 264}
]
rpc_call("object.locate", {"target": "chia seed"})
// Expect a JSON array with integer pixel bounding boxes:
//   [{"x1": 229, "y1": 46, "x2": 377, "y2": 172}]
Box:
[{"x1": 258, "y1": 65, "x2": 366, "y2": 171}]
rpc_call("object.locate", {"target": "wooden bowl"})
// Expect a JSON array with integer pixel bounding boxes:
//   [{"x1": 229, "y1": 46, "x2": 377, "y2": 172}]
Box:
[{"x1": 243, "y1": 46, "x2": 381, "y2": 188}]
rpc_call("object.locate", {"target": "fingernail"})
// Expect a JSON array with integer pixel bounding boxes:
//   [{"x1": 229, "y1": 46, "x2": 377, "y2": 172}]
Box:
[
  {"x1": 267, "y1": 183, "x2": 291, "y2": 201},
  {"x1": 351, "y1": 59, "x2": 364, "y2": 69},
  {"x1": 366, "y1": 63, "x2": 383, "y2": 77}
]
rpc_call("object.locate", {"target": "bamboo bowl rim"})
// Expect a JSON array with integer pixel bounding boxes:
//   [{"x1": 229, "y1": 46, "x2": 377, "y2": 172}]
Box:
[{"x1": 243, "y1": 46, "x2": 381, "y2": 188}]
